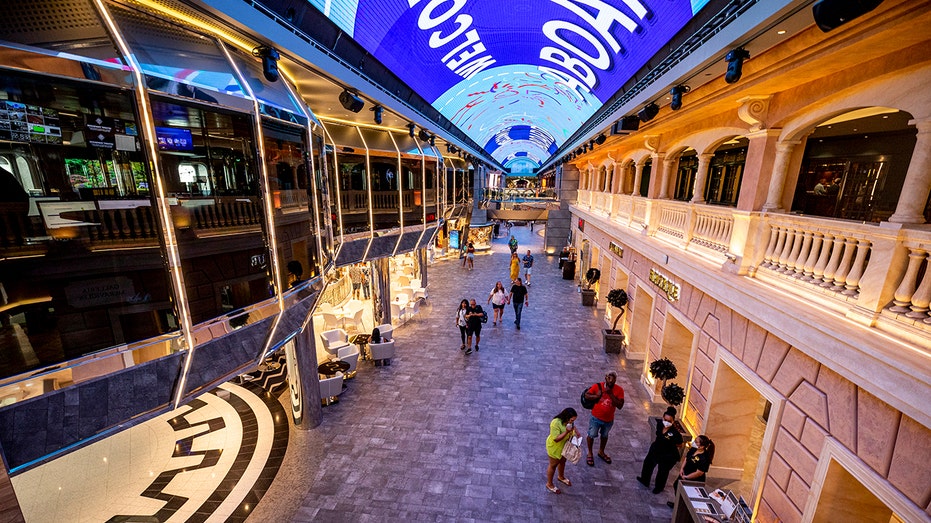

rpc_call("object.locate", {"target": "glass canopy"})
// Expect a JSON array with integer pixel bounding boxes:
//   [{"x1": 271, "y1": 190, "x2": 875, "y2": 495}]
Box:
[{"x1": 308, "y1": 0, "x2": 710, "y2": 170}]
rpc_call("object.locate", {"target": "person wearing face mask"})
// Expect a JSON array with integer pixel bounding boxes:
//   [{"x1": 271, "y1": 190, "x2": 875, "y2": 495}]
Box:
[
  {"x1": 636, "y1": 406, "x2": 683, "y2": 494},
  {"x1": 667, "y1": 434, "x2": 716, "y2": 507}
]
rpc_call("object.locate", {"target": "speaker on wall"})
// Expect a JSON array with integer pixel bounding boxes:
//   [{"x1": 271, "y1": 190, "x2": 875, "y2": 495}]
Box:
[{"x1": 812, "y1": 0, "x2": 884, "y2": 32}]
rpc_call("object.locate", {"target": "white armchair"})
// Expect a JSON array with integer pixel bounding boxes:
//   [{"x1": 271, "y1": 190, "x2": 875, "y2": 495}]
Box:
[
  {"x1": 373, "y1": 323, "x2": 393, "y2": 342},
  {"x1": 319, "y1": 375, "x2": 344, "y2": 405},
  {"x1": 319, "y1": 329, "x2": 351, "y2": 355},
  {"x1": 344, "y1": 308, "x2": 365, "y2": 333},
  {"x1": 369, "y1": 339, "x2": 396, "y2": 366},
  {"x1": 337, "y1": 345, "x2": 360, "y2": 378},
  {"x1": 320, "y1": 312, "x2": 341, "y2": 331},
  {"x1": 390, "y1": 302, "x2": 408, "y2": 324}
]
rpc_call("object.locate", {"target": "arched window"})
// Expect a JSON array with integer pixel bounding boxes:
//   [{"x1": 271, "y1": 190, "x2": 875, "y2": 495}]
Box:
[
  {"x1": 705, "y1": 139, "x2": 747, "y2": 206},
  {"x1": 674, "y1": 151, "x2": 697, "y2": 202}
]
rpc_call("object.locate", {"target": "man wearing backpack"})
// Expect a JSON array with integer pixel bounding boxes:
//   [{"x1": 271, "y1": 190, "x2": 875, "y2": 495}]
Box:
[
  {"x1": 582, "y1": 370, "x2": 625, "y2": 467},
  {"x1": 464, "y1": 299, "x2": 485, "y2": 355}
]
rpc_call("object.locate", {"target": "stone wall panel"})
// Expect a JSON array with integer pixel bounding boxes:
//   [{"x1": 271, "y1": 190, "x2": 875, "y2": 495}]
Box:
[
  {"x1": 771, "y1": 349, "x2": 819, "y2": 397},
  {"x1": 886, "y1": 415, "x2": 931, "y2": 508},
  {"x1": 742, "y1": 322, "x2": 767, "y2": 370},
  {"x1": 756, "y1": 334, "x2": 791, "y2": 383},
  {"x1": 730, "y1": 314, "x2": 748, "y2": 361},
  {"x1": 785, "y1": 471, "x2": 811, "y2": 513},
  {"x1": 768, "y1": 451, "x2": 793, "y2": 489},
  {"x1": 788, "y1": 381, "x2": 829, "y2": 430},
  {"x1": 703, "y1": 314, "x2": 721, "y2": 342},
  {"x1": 762, "y1": 478, "x2": 803, "y2": 523},
  {"x1": 800, "y1": 418, "x2": 829, "y2": 457},
  {"x1": 775, "y1": 427, "x2": 818, "y2": 483},
  {"x1": 856, "y1": 388, "x2": 901, "y2": 477},
  {"x1": 816, "y1": 366, "x2": 857, "y2": 449},
  {"x1": 714, "y1": 302, "x2": 733, "y2": 348},
  {"x1": 782, "y1": 402, "x2": 807, "y2": 439}
]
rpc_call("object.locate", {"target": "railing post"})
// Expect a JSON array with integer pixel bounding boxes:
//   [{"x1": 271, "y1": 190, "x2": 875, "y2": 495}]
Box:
[
  {"x1": 819, "y1": 235, "x2": 847, "y2": 288},
  {"x1": 889, "y1": 247, "x2": 926, "y2": 312},
  {"x1": 830, "y1": 237, "x2": 858, "y2": 291},
  {"x1": 801, "y1": 232, "x2": 823, "y2": 281},
  {"x1": 907, "y1": 258, "x2": 931, "y2": 319},
  {"x1": 842, "y1": 240, "x2": 871, "y2": 296}
]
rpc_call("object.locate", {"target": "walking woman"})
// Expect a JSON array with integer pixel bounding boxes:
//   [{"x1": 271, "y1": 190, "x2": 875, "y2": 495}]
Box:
[
  {"x1": 668, "y1": 434, "x2": 715, "y2": 507},
  {"x1": 487, "y1": 281, "x2": 508, "y2": 325},
  {"x1": 545, "y1": 407, "x2": 581, "y2": 494},
  {"x1": 509, "y1": 252, "x2": 520, "y2": 282},
  {"x1": 455, "y1": 299, "x2": 469, "y2": 350}
]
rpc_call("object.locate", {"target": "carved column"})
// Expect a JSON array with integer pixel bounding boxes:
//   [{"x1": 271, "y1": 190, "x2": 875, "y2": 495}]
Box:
[
  {"x1": 690, "y1": 153, "x2": 714, "y2": 204},
  {"x1": 888, "y1": 120, "x2": 931, "y2": 224},
  {"x1": 660, "y1": 155, "x2": 678, "y2": 199},
  {"x1": 762, "y1": 141, "x2": 802, "y2": 212},
  {"x1": 632, "y1": 162, "x2": 645, "y2": 196}
]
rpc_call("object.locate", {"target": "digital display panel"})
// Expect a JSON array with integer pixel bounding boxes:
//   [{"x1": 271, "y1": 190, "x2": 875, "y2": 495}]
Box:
[
  {"x1": 155, "y1": 127, "x2": 194, "y2": 151},
  {"x1": 308, "y1": 0, "x2": 710, "y2": 168}
]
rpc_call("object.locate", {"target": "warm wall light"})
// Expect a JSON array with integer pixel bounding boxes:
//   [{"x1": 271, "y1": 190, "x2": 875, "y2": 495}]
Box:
[
  {"x1": 638, "y1": 102, "x2": 659, "y2": 122},
  {"x1": 252, "y1": 46, "x2": 280, "y2": 82},
  {"x1": 724, "y1": 47, "x2": 750, "y2": 84},
  {"x1": 669, "y1": 85, "x2": 690, "y2": 111},
  {"x1": 339, "y1": 89, "x2": 365, "y2": 112}
]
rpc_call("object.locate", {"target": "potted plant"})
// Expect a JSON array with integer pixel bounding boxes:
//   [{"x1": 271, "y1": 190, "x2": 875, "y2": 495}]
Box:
[
  {"x1": 649, "y1": 357, "x2": 686, "y2": 406},
  {"x1": 602, "y1": 289, "x2": 628, "y2": 353},
  {"x1": 661, "y1": 382, "x2": 685, "y2": 407},
  {"x1": 581, "y1": 268, "x2": 600, "y2": 306}
]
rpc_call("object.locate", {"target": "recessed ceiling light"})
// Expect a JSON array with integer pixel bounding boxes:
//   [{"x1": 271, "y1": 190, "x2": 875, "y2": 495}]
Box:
[
  {"x1": 777, "y1": 30, "x2": 787, "y2": 35},
  {"x1": 882, "y1": 115, "x2": 889, "y2": 118},
  {"x1": 853, "y1": 128, "x2": 858, "y2": 131}
]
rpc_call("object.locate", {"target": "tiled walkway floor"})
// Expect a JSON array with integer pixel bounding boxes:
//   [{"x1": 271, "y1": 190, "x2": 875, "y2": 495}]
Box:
[{"x1": 251, "y1": 225, "x2": 681, "y2": 522}]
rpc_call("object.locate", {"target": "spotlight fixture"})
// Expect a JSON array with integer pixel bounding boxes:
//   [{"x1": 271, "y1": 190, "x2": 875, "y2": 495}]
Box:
[
  {"x1": 589, "y1": 140, "x2": 595, "y2": 150},
  {"x1": 812, "y1": 0, "x2": 884, "y2": 32},
  {"x1": 418, "y1": 128, "x2": 430, "y2": 142},
  {"x1": 339, "y1": 89, "x2": 365, "y2": 112},
  {"x1": 408, "y1": 123, "x2": 416, "y2": 138},
  {"x1": 371, "y1": 105, "x2": 383, "y2": 124},
  {"x1": 595, "y1": 134, "x2": 607, "y2": 145},
  {"x1": 724, "y1": 47, "x2": 750, "y2": 84},
  {"x1": 252, "y1": 46, "x2": 280, "y2": 83},
  {"x1": 669, "y1": 85, "x2": 690, "y2": 111},
  {"x1": 429, "y1": 134, "x2": 436, "y2": 146},
  {"x1": 638, "y1": 102, "x2": 659, "y2": 122}
]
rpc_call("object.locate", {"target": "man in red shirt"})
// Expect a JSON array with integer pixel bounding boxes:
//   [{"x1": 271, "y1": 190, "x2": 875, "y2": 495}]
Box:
[{"x1": 583, "y1": 370, "x2": 625, "y2": 466}]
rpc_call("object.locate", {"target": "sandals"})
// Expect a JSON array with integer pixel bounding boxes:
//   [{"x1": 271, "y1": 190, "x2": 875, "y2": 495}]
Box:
[
  {"x1": 546, "y1": 485, "x2": 561, "y2": 494},
  {"x1": 598, "y1": 453, "x2": 612, "y2": 464},
  {"x1": 586, "y1": 455, "x2": 595, "y2": 467},
  {"x1": 557, "y1": 477, "x2": 572, "y2": 487}
]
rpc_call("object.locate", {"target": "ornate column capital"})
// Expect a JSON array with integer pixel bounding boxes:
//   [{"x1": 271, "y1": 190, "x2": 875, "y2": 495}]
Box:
[{"x1": 644, "y1": 134, "x2": 661, "y2": 153}]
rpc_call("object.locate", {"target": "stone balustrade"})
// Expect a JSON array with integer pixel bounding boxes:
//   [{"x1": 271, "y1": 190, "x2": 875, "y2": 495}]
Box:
[{"x1": 572, "y1": 192, "x2": 931, "y2": 341}]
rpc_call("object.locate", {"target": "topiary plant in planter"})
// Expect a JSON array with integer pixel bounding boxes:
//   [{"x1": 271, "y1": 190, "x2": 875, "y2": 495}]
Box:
[
  {"x1": 649, "y1": 357, "x2": 678, "y2": 386},
  {"x1": 580, "y1": 268, "x2": 600, "y2": 306},
  {"x1": 605, "y1": 289, "x2": 629, "y2": 334},
  {"x1": 661, "y1": 383, "x2": 685, "y2": 406}
]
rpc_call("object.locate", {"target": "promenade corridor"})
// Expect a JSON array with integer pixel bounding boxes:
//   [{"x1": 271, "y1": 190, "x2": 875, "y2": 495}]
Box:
[{"x1": 255, "y1": 224, "x2": 679, "y2": 522}]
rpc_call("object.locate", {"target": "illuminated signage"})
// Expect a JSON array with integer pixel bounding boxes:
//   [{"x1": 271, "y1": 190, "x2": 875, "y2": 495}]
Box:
[
  {"x1": 308, "y1": 0, "x2": 710, "y2": 167},
  {"x1": 649, "y1": 268, "x2": 680, "y2": 301},
  {"x1": 609, "y1": 241, "x2": 623, "y2": 258}
]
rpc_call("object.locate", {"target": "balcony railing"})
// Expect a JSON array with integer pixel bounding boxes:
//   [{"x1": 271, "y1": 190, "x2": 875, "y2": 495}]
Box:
[{"x1": 572, "y1": 190, "x2": 931, "y2": 346}]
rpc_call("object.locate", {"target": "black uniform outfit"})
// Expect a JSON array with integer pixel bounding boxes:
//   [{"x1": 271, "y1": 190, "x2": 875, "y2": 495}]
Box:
[
  {"x1": 638, "y1": 420, "x2": 683, "y2": 493},
  {"x1": 672, "y1": 446, "x2": 711, "y2": 492},
  {"x1": 465, "y1": 304, "x2": 484, "y2": 353}
]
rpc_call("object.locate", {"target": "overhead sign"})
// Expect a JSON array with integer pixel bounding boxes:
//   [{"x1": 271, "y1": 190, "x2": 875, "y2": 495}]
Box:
[
  {"x1": 649, "y1": 268, "x2": 680, "y2": 301},
  {"x1": 308, "y1": 0, "x2": 710, "y2": 167}
]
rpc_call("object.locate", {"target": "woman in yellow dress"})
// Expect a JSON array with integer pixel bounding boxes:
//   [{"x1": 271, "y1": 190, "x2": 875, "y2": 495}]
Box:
[
  {"x1": 509, "y1": 252, "x2": 520, "y2": 282},
  {"x1": 545, "y1": 408, "x2": 581, "y2": 494}
]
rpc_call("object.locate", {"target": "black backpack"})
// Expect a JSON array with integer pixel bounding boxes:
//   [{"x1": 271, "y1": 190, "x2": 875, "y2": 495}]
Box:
[
  {"x1": 580, "y1": 383, "x2": 602, "y2": 409},
  {"x1": 481, "y1": 310, "x2": 488, "y2": 323}
]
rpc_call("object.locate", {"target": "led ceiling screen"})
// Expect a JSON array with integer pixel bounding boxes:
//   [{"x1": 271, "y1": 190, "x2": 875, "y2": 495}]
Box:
[{"x1": 310, "y1": 0, "x2": 710, "y2": 168}]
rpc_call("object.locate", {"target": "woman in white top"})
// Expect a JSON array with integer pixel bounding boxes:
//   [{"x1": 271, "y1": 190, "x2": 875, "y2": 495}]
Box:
[
  {"x1": 487, "y1": 281, "x2": 508, "y2": 326},
  {"x1": 456, "y1": 299, "x2": 469, "y2": 350}
]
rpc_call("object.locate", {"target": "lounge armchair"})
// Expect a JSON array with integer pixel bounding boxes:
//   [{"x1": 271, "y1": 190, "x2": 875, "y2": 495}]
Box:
[
  {"x1": 319, "y1": 328, "x2": 351, "y2": 355},
  {"x1": 337, "y1": 345, "x2": 360, "y2": 378},
  {"x1": 319, "y1": 375, "x2": 344, "y2": 405},
  {"x1": 369, "y1": 339, "x2": 396, "y2": 366}
]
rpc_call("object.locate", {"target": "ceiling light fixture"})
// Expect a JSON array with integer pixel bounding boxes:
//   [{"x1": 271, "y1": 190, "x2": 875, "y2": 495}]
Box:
[
  {"x1": 638, "y1": 102, "x2": 660, "y2": 122},
  {"x1": 371, "y1": 105, "x2": 383, "y2": 125},
  {"x1": 669, "y1": 85, "x2": 690, "y2": 111},
  {"x1": 408, "y1": 123, "x2": 416, "y2": 138},
  {"x1": 595, "y1": 134, "x2": 607, "y2": 145},
  {"x1": 339, "y1": 89, "x2": 365, "y2": 112},
  {"x1": 252, "y1": 46, "x2": 280, "y2": 83},
  {"x1": 724, "y1": 47, "x2": 750, "y2": 84}
]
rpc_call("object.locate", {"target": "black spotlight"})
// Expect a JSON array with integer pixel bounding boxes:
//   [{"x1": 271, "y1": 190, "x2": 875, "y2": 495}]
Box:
[
  {"x1": 595, "y1": 134, "x2": 607, "y2": 145},
  {"x1": 371, "y1": 105, "x2": 383, "y2": 124},
  {"x1": 724, "y1": 48, "x2": 750, "y2": 84},
  {"x1": 429, "y1": 134, "x2": 436, "y2": 146},
  {"x1": 339, "y1": 90, "x2": 365, "y2": 112},
  {"x1": 638, "y1": 102, "x2": 659, "y2": 122},
  {"x1": 670, "y1": 85, "x2": 690, "y2": 111},
  {"x1": 252, "y1": 46, "x2": 280, "y2": 82},
  {"x1": 408, "y1": 123, "x2": 416, "y2": 138},
  {"x1": 589, "y1": 140, "x2": 595, "y2": 149},
  {"x1": 812, "y1": 0, "x2": 884, "y2": 32},
  {"x1": 418, "y1": 128, "x2": 430, "y2": 142}
]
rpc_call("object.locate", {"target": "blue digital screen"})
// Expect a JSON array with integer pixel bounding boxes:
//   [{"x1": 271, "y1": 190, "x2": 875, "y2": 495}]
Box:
[
  {"x1": 155, "y1": 127, "x2": 194, "y2": 151},
  {"x1": 308, "y1": 0, "x2": 710, "y2": 168}
]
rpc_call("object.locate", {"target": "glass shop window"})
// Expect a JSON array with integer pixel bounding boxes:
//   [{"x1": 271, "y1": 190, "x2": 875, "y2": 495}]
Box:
[
  {"x1": 705, "y1": 141, "x2": 747, "y2": 206},
  {"x1": 674, "y1": 153, "x2": 698, "y2": 202},
  {"x1": 0, "y1": 69, "x2": 175, "y2": 380},
  {"x1": 151, "y1": 97, "x2": 274, "y2": 325},
  {"x1": 335, "y1": 152, "x2": 371, "y2": 235}
]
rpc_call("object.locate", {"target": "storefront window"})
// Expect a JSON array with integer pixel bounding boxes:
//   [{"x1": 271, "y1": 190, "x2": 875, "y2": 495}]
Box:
[
  {"x1": 151, "y1": 97, "x2": 273, "y2": 324},
  {"x1": 0, "y1": 69, "x2": 175, "y2": 380},
  {"x1": 674, "y1": 153, "x2": 697, "y2": 202},
  {"x1": 705, "y1": 141, "x2": 746, "y2": 206}
]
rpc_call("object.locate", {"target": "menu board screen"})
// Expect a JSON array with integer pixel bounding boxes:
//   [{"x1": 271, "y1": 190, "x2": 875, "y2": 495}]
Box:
[{"x1": 0, "y1": 101, "x2": 62, "y2": 144}]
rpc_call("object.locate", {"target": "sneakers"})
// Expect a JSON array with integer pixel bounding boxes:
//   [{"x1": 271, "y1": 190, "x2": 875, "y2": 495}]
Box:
[
  {"x1": 460, "y1": 344, "x2": 465, "y2": 351},
  {"x1": 474, "y1": 345, "x2": 479, "y2": 351},
  {"x1": 465, "y1": 348, "x2": 472, "y2": 355}
]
